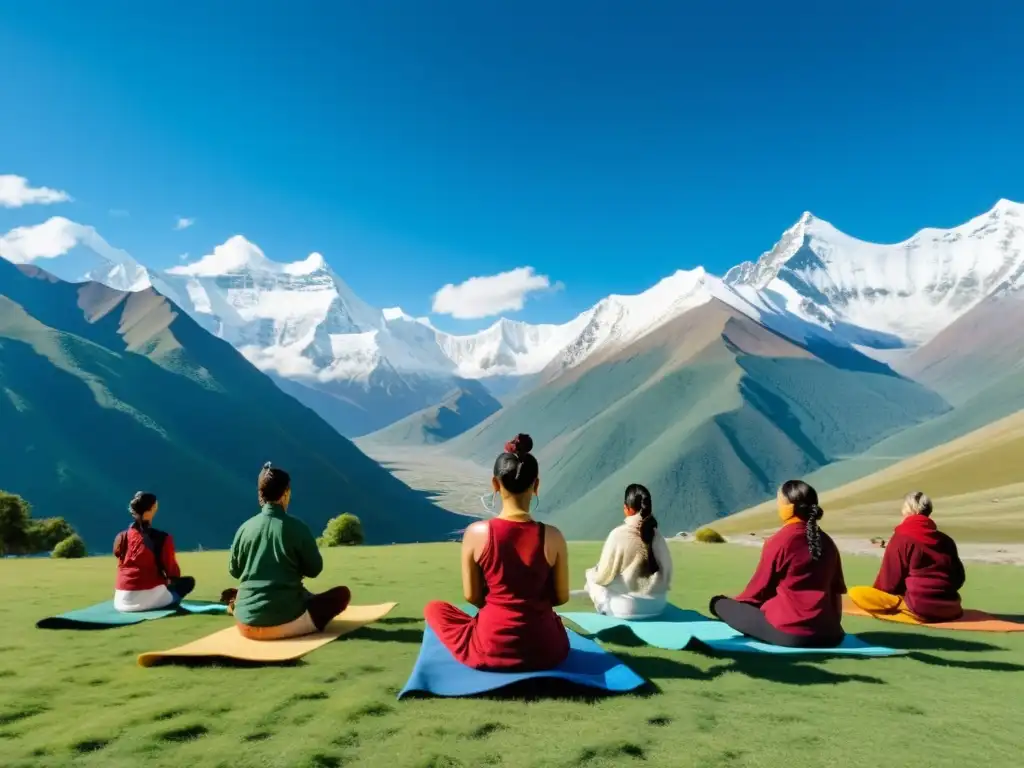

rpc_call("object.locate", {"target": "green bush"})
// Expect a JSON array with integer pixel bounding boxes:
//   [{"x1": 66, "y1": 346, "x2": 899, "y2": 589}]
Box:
[
  {"x1": 51, "y1": 534, "x2": 88, "y2": 559},
  {"x1": 27, "y1": 517, "x2": 76, "y2": 553},
  {"x1": 320, "y1": 514, "x2": 364, "y2": 547},
  {"x1": 695, "y1": 527, "x2": 726, "y2": 544},
  {"x1": 0, "y1": 491, "x2": 32, "y2": 556}
]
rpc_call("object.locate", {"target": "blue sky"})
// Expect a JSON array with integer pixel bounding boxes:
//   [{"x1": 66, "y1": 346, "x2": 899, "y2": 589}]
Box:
[{"x1": 2, "y1": 1, "x2": 1023, "y2": 332}]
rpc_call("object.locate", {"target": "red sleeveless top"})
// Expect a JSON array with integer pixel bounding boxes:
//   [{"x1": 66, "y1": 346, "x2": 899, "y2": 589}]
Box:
[{"x1": 469, "y1": 518, "x2": 569, "y2": 669}]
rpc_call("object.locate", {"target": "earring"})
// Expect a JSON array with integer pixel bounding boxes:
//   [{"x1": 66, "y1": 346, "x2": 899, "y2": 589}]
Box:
[
  {"x1": 480, "y1": 492, "x2": 497, "y2": 514},
  {"x1": 531, "y1": 495, "x2": 541, "y2": 514}
]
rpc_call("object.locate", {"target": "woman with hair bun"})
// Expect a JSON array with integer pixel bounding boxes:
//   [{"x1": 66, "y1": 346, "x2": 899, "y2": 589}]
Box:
[
  {"x1": 584, "y1": 483, "x2": 673, "y2": 619},
  {"x1": 847, "y1": 491, "x2": 965, "y2": 623},
  {"x1": 709, "y1": 480, "x2": 847, "y2": 648},
  {"x1": 424, "y1": 434, "x2": 571, "y2": 670},
  {"x1": 113, "y1": 492, "x2": 195, "y2": 612}
]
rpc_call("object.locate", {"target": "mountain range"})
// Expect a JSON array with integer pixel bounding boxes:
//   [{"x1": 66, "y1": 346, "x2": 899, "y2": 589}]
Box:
[
  {"x1": 0, "y1": 257, "x2": 462, "y2": 549},
  {"x1": 2, "y1": 199, "x2": 1023, "y2": 538}
]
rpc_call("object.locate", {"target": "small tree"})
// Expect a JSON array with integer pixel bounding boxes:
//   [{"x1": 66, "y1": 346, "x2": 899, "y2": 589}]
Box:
[
  {"x1": 0, "y1": 491, "x2": 32, "y2": 556},
  {"x1": 52, "y1": 534, "x2": 88, "y2": 559},
  {"x1": 27, "y1": 517, "x2": 76, "y2": 554},
  {"x1": 320, "y1": 514, "x2": 364, "y2": 547}
]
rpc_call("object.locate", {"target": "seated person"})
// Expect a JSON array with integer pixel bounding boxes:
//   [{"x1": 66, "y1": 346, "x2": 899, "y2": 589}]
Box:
[
  {"x1": 848, "y1": 491, "x2": 965, "y2": 623},
  {"x1": 710, "y1": 480, "x2": 846, "y2": 648},
  {"x1": 424, "y1": 434, "x2": 570, "y2": 670},
  {"x1": 227, "y1": 462, "x2": 351, "y2": 640},
  {"x1": 584, "y1": 483, "x2": 673, "y2": 619},
  {"x1": 113, "y1": 492, "x2": 195, "y2": 612}
]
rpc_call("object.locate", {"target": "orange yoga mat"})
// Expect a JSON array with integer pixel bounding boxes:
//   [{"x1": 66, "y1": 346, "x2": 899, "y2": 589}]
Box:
[
  {"x1": 843, "y1": 599, "x2": 1024, "y2": 632},
  {"x1": 138, "y1": 602, "x2": 398, "y2": 666}
]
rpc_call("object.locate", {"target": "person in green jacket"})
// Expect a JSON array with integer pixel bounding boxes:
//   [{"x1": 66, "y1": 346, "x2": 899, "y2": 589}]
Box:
[{"x1": 225, "y1": 462, "x2": 351, "y2": 640}]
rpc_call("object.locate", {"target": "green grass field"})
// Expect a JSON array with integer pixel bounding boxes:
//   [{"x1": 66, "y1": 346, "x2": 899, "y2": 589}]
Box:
[{"x1": 1, "y1": 544, "x2": 1023, "y2": 768}]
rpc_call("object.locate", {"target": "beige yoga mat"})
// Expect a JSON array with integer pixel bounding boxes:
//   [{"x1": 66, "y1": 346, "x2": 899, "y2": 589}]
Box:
[{"x1": 137, "y1": 602, "x2": 398, "y2": 666}]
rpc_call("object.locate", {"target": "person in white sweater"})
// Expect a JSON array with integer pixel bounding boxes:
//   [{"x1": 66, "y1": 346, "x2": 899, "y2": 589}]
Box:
[{"x1": 584, "y1": 484, "x2": 673, "y2": 619}]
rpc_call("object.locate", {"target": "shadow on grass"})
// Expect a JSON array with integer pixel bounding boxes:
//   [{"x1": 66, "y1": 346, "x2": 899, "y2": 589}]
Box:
[
  {"x1": 709, "y1": 655, "x2": 886, "y2": 686},
  {"x1": 906, "y1": 652, "x2": 1024, "y2": 672},
  {"x1": 350, "y1": 627, "x2": 424, "y2": 644},
  {"x1": 376, "y1": 617, "x2": 423, "y2": 627},
  {"x1": 993, "y1": 613, "x2": 1024, "y2": 624},
  {"x1": 855, "y1": 632, "x2": 1005, "y2": 653},
  {"x1": 143, "y1": 658, "x2": 306, "y2": 669},
  {"x1": 400, "y1": 677, "x2": 661, "y2": 702}
]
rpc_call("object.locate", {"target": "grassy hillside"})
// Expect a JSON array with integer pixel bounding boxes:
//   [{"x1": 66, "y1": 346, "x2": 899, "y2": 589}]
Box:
[
  {"x1": 717, "y1": 409, "x2": 1024, "y2": 542},
  {"x1": 357, "y1": 386, "x2": 502, "y2": 447},
  {"x1": 2, "y1": 545, "x2": 1023, "y2": 768},
  {"x1": 442, "y1": 301, "x2": 949, "y2": 537},
  {"x1": 0, "y1": 261, "x2": 462, "y2": 549}
]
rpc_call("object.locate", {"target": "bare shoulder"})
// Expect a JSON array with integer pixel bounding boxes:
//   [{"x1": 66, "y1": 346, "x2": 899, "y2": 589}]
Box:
[
  {"x1": 464, "y1": 520, "x2": 489, "y2": 542},
  {"x1": 544, "y1": 523, "x2": 567, "y2": 547}
]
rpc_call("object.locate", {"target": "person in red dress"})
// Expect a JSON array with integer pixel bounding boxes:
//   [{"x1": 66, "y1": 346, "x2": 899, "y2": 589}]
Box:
[
  {"x1": 424, "y1": 434, "x2": 571, "y2": 670},
  {"x1": 710, "y1": 479, "x2": 847, "y2": 648}
]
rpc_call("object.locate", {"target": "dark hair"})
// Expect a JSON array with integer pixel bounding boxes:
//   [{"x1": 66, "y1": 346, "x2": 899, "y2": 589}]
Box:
[
  {"x1": 258, "y1": 462, "x2": 291, "y2": 505},
  {"x1": 129, "y1": 492, "x2": 157, "y2": 522},
  {"x1": 493, "y1": 434, "x2": 539, "y2": 496},
  {"x1": 780, "y1": 480, "x2": 824, "y2": 561},
  {"x1": 625, "y1": 483, "x2": 659, "y2": 575}
]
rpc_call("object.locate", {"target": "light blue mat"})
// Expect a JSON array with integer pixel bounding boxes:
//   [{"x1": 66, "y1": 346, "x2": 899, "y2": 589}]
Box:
[
  {"x1": 37, "y1": 600, "x2": 228, "y2": 629},
  {"x1": 560, "y1": 605, "x2": 905, "y2": 656},
  {"x1": 398, "y1": 624, "x2": 647, "y2": 698},
  {"x1": 558, "y1": 604, "x2": 713, "y2": 650}
]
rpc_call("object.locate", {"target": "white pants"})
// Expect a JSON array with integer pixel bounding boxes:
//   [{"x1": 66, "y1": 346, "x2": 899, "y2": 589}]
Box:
[
  {"x1": 114, "y1": 585, "x2": 176, "y2": 613},
  {"x1": 584, "y1": 568, "x2": 667, "y2": 619}
]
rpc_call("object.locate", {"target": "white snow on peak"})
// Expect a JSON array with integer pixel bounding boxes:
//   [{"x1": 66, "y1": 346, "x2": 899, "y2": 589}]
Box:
[
  {"x1": 725, "y1": 199, "x2": 1024, "y2": 355},
  {"x1": 0, "y1": 216, "x2": 150, "y2": 292}
]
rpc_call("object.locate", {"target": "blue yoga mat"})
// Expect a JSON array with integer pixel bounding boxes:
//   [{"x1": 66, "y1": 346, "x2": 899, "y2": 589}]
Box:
[
  {"x1": 560, "y1": 605, "x2": 904, "y2": 657},
  {"x1": 37, "y1": 600, "x2": 228, "y2": 629},
  {"x1": 398, "y1": 625, "x2": 647, "y2": 699}
]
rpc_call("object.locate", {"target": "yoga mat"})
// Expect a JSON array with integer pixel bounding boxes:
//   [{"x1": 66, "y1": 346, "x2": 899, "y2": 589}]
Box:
[
  {"x1": 36, "y1": 600, "x2": 227, "y2": 629},
  {"x1": 561, "y1": 606, "x2": 904, "y2": 656},
  {"x1": 398, "y1": 625, "x2": 646, "y2": 698},
  {"x1": 137, "y1": 602, "x2": 397, "y2": 667},
  {"x1": 558, "y1": 604, "x2": 713, "y2": 650},
  {"x1": 844, "y1": 600, "x2": 1024, "y2": 632}
]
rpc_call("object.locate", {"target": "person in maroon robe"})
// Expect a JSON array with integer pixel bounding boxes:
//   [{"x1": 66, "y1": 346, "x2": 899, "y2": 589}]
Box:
[{"x1": 848, "y1": 491, "x2": 965, "y2": 623}]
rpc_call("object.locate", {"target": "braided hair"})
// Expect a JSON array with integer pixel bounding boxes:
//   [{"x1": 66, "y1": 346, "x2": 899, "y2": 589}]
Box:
[
  {"x1": 258, "y1": 461, "x2": 292, "y2": 505},
  {"x1": 493, "y1": 434, "x2": 539, "y2": 495},
  {"x1": 625, "y1": 483, "x2": 659, "y2": 575},
  {"x1": 780, "y1": 480, "x2": 824, "y2": 561}
]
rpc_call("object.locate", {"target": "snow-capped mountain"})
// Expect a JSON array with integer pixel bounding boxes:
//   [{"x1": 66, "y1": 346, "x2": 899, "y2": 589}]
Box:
[
  {"x1": 725, "y1": 199, "x2": 1024, "y2": 360},
  {"x1": 3, "y1": 199, "x2": 1022, "y2": 439}
]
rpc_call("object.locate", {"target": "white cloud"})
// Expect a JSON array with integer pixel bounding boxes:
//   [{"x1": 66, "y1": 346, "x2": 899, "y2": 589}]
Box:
[
  {"x1": 177, "y1": 252, "x2": 189, "y2": 261},
  {"x1": 0, "y1": 216, "x2": 133, "y2": 265},
  {"x1": 168, "y1": 235, "x2": 270, "y2": 276},
  {"x1": 0, "y1": 174, "x2": 72, "y2": 208},
  {"x1": 174, "y1": 216, "x2": 195, "y2": 230},
  {"x1": 431, "y1": 266, "x2": 557, "y2": 319}
]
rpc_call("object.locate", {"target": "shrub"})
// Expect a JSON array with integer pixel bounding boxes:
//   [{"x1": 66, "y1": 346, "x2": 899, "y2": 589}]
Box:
[
  {"x1": 52, "y1": 534, "x2": 88, "y2": 559},
  {"x1": 694, "y1": 527, "x2": 726, "y2": 544},
  {"x1": 320, "y1": 514, "x2": 364, "y2": 547},
  {"x1": 0, "y1": 491, "x2": 32, "y2": 556},
  {"x1": 27, "y1": 517, "x2": 76, "y2": 553}
]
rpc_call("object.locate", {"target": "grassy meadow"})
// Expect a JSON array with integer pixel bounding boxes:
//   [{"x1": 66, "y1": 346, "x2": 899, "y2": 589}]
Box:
[{"x1": 1, "y1": 543, "x2": 1023, "y2": 768}]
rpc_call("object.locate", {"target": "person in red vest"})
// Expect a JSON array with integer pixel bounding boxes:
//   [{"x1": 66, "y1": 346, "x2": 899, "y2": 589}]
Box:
[
  {"x1": 113, "y1": 492, "x2": 195, "y2": 612},
  {"x1": 848, "y1": 491, "x2": 965, "y2": 623},
  {"x1": 710, "y1": 480, "x2": 847, "y2": 647},
  {"x1": 424, "y1": 434, "x2": 571, "y2": 670}
]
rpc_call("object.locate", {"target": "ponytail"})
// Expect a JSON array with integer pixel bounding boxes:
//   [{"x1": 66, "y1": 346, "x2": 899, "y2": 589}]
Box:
[
  {"x1": 625, "y1": 484, "x2": 659, "y2": 575},
  {"x1": 804, "y1": 504, "x2": 824, "y2": 561}
]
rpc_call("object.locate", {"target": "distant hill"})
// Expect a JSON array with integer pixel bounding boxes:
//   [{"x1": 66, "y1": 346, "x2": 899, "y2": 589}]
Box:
[
  {"x1": 716, "y1": 409, "x2": 1024, "y2": 543},
  {"x1": 441, "y1": 300, "x2": 948, "y2": 537},
  {"x1": 358, "y1": 386, "x2": 502, "y2": 447},
  {"x1": 0, "y1": 260, "x2": 463, "y2": 550}
]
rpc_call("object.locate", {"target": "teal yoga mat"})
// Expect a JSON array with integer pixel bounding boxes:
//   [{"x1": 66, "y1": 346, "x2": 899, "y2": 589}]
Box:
[
  {"x1": 37, "y1": 600, "x2": 228, "y2": 629},
  {"x1": 559, "y1": 605, "x2": 905, "y2": 657}
]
